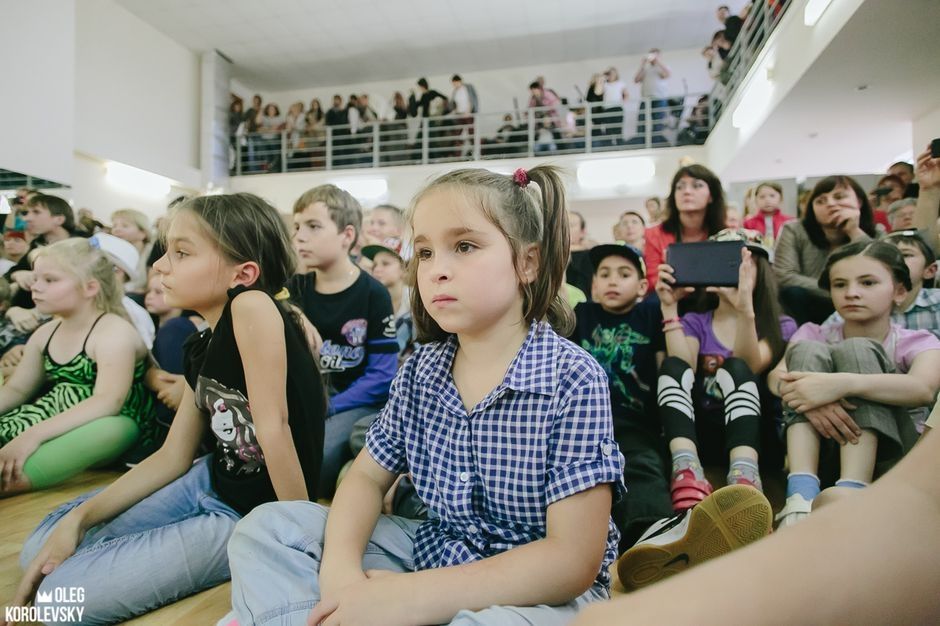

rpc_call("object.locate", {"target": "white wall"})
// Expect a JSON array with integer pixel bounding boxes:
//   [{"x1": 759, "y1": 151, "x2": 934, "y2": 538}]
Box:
[
  {"x1": 66, "y1": 153, "x2": 191, "y2": 222},
  {"x1": 913, "y1": 106, "x2": 940, "y2": 156},
  {"x1": 236, "y1": 46, "x2": 714, "y2": 135},
  {"x1": 75, "y1": 0, "x2": 202, "y2": 187},
  {"x1": 228, "y1": 147, "x2": 707, "y2": 234},
  {"x1": 705, "y1": 0, "x2": 866, "y2": 179},
  {"x1": 0, "y1": 0, "x2": 75, "y2": 184}
]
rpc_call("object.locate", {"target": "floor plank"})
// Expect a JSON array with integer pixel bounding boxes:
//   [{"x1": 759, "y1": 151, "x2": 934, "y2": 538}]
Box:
[{"x1": 0, "y1": 472, "x2": 232, "y2": 625}]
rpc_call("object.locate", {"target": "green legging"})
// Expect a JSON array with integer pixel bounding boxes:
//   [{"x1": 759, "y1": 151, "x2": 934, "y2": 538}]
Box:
[{"x1": 22, "y1": 416, "x2": 140, "y2": 489}]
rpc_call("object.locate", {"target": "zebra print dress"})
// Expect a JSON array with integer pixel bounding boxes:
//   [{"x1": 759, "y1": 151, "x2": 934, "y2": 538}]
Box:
[{"x1": 0, "y1": 336, "x2": 156, "y2": 448}]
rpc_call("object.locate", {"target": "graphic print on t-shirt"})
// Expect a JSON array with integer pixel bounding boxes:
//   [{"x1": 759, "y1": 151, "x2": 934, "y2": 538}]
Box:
[
  {"x1": 581, "y1": 323, "x2": 651, "y2": 413},
  {"x1": 319, "y1": 318, "x2": 367, "y2": 372},
  {"x1": 197, "y1": 375, "x2": 264, "y2": 474}
]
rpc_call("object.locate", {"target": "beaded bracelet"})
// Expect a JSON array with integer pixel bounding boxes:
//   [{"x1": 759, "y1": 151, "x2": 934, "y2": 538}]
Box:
[{"x1": 661, "y1": 316, "x2": 680, "y2": 326}]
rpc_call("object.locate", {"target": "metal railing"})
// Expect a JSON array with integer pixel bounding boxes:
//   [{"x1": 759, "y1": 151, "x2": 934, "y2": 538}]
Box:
[
  {"x1": 232, "y1": 95, "x2": 710, "y2": 175},
  {"x1": 229, "y1": 1, "x2": 792, "y2": 176},
  {"x1": 707, "y1": 0, "x2": 792, "y2": 128}
]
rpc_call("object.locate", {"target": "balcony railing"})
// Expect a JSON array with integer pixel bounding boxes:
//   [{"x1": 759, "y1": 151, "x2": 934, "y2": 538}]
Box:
[
  {"x1": 229, "y1": 0, "x2": 791, "y2": 176},
  {"x1": 231, "y1": 95, "x2": 710, "y2": 175},
  {"x1": 707, "y1": 0, "x2": 792, "y2": 125}
]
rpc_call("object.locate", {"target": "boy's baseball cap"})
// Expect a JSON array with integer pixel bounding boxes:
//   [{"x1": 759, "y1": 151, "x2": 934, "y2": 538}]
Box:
[
  {"x1": 361, "y1": 238, "x2": 407, "y2": 263},
  {"x1": 588, "y1": 243, "x2": 646, "y2": 278}
]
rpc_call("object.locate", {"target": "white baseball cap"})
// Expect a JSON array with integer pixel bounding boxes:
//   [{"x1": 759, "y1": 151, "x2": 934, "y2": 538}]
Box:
[{"x1": 90, "y1": 232, "x2": 139, "y2": 281}]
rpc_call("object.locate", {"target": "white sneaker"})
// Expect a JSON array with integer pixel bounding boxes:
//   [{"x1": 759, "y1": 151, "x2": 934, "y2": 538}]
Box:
[{"x1": 774, "y1": 493, "x2": 813, "y2": 528}]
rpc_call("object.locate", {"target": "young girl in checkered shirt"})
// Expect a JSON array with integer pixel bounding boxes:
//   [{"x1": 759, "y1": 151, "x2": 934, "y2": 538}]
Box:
[{"x1": 223, "y1": 166, "x2": 626, "y2": 626}]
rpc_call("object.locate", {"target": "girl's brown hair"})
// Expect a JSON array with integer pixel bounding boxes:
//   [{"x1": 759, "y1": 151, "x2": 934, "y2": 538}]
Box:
[{"x1": 407, "y1": 166, "x2": 574, "y2": 342}]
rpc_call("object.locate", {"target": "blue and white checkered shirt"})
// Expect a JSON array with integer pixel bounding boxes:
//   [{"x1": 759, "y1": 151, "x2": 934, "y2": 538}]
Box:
[{"x1": 365, "y1": 320, "x2": 625, "y2": 588}]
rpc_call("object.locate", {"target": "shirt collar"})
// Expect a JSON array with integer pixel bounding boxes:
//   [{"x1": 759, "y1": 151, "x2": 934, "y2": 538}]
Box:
[
  {"x1": 415, "y1": 320, "x2": 558, "y2": 397},
  {"x1": 909, "y1": 288, "x2": 940, "y2": 311}
]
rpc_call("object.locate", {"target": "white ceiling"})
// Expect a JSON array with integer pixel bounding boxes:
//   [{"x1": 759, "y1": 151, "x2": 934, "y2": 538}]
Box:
[
  {"x1": 725, "y1": 0, "x2": 940, "y2": 181},
  {"x1": 116, "y1": 0, "x2": 738, "y2": 90}
]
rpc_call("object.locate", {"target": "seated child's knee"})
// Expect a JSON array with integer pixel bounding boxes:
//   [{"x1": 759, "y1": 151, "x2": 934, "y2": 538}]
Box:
[
  {"x1": 718, "y1": 356, "x2": 755, "y2": 381},
  {"x1": 230, "y1": 501, "x2": 330, "y2": 558},
  {"x1": 659, "y1": 355, "x2": 691, "y2": 379}
]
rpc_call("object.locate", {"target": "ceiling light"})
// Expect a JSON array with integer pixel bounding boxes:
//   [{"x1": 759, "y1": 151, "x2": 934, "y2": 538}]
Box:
[
  {"x1": 332, "y1": 177, "x2": 388, "y2": 201},
  {"x1": 105, "y1": 162, "x2": 172, "y2": 198},
  {"x1": 804, "y1": 0, "x2": 833, "y2": 26},
  {"x1": 576, "y1": 158, "x2": 655, "y2": 190}
]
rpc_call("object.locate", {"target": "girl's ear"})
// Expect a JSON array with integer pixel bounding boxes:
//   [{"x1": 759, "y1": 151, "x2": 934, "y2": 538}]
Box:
[
  {"x1": 231, "y1": 261, "x2": 261, "y2": 289},
  {"x1": 83, "y1": 278, "x2": 101, "y2": 300},
  {"x1": 893, "y1": 282, "x2": 909, "y2": 308},
  {"x1": 519, "y1": 243, "x2": 540, "y2": 285}
]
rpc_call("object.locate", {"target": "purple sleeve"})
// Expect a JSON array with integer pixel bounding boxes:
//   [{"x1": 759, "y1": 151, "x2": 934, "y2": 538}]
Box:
[
  {"x1": 895, "y1": 329, "x2": 940, "y2": 373},
  {"x1": 680, "y1": 312, "x2": 708, "y2": 342},
  {"x1": 780, "y1": 316, "x2": 798, "y2": 342}
]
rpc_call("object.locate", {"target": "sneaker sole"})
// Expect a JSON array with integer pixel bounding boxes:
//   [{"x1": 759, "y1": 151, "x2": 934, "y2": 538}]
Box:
[{"x1": 616, "y1": 485, "x2": 772, "y2": 591}]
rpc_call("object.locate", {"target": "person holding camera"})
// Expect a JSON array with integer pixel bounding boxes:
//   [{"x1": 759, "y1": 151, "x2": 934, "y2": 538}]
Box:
[
  {"x1": 596, "y1": 67, "x2": 628, "y2": 146},
  {"x1": 633, "y1": 49, "x2": 671, "y2": 145},
  {"x1": 653, "y1": 230, "x2": 795, "y2": 513}
]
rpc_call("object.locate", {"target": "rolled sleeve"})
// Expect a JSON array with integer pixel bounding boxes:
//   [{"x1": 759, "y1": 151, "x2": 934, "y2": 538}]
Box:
[
  {"x1": 545, "y1": 365, "x2": 626, "y2": 506},
  {"x1": 364, "y1": 369, "x2": 409, "y2": 474}
]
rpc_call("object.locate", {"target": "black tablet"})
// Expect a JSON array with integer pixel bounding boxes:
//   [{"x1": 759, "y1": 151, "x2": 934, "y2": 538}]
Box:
[{"x1": 666, "y1": 240, "x2": 743, "y2": 287}]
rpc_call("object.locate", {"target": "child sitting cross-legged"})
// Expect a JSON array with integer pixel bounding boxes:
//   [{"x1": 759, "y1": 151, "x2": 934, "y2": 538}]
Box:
[
  {"x1": 569, "y1": 243, "x2": 673, "y2": 552},
  {"x1": 223, "y1": 166, "x2": 626, "y2": 625},
  {"x1": 770, "y1": 241, "x2": 940, "y2": 527},
  {"x1": 0, "y1": 238, "x2": 156, "y2": 495}
]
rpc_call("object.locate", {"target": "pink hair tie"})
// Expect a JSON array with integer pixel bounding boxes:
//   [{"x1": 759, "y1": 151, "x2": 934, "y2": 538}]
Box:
[{"x1": 512, "y1": 168, "x2": 530, "y2": 188}]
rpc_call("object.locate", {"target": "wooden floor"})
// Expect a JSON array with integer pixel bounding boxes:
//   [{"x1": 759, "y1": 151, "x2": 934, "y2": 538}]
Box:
[
  {"x1": 0, "y1": 471, "x2": 232, "y2": 626},
  {"x1": 1, "y1": 469, "x2": 784, "y2": 624}
]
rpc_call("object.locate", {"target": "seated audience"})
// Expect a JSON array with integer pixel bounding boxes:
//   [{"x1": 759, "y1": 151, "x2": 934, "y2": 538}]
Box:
[
  {"x1": 774, "y1": 175, "x2": 876, "y2": 325},
  {"x1": 0, "y1": 230, "x2": 29, "y2": 276},
  {"x1": 92, "y1": 234, "x2": 156, "y2": 348},
  {"x1": 0, "y1": 238, "x2": 156, "y2": 495},
  {"x1": 615, "y1": 211, "x2": 647, "y2": 251},
  {"x1": 655, "y1": 230, "x2": 794, "y2": 511},
  {"x1": 288, "y1": 185, "x2": 397, "y2": 497},
  {"x1": 9, "y1": 194, "x2": 325, "y2": 624},
  {"x1": 770, "y1": 241, "x2": 940, "y2": 527},
  {"x1": 109, "y1": 208, "x2": 154, "y2": 297},
  {"x1": 570, "y1": 243, "x2": 671, "y2": 552},
  {"x1": 824, "y1": 230, "x2": 940, "y2": 340},
  {"x1": 743, "y1": 181, "x2": 794, "y2": 248},
  {"x1": 888, "y1": 197, "x2": 917, "y2": 231},
  {"x1": 645, "y1": 164, "x2": 728, "y2": 290}
]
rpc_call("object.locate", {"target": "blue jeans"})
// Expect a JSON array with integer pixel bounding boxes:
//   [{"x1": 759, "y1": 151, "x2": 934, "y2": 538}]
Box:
[
  {"x1": 226, "y1": 501, "x2": 608, "y2": 625},
  {"x1": 320, "y1": 406, "x2": 379, "y2": 497},
  {"x1": 20, "y1": 456, "x2": 241, "y2": 625}
]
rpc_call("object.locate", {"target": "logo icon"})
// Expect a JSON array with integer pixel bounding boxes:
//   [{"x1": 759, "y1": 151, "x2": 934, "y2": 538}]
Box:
[
  {"x1": 665, "y1": 553, "x2": 690, "y2": 567},
  {"x1": 35, "y1": 590, "x2": 52, "y2": 604}
]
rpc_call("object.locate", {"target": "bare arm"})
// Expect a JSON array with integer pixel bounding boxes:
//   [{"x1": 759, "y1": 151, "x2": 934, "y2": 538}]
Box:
[
  {"x1": 404, "y1": 485, "x2": 612, "y2": 623},
  {"x1": 912, "y1": 147, "x2": 940, "y2": 252},
  {"x1": 314, "y1": 482, "x2": 612, "y2": 626},
  {"x1": 9, "y1": 385, "x2": 206, "y2": 608},
  {"x1": 232, "y1": 292, "x2": 308, "y2": 502},
  {"x1": 572, "y1": 427, "x2": 940, "y2": 626},
  {"x1": 24, "y1": 318, "x2": 140, "y2": 444},
  {"x1": 319, "y1": 451, "x2": 397, "y2": 594}
]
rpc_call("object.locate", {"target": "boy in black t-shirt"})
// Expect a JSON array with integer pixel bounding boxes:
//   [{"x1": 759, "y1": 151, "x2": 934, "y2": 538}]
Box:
[
  {"x1": 570, "y1": 243, "x2": 673, "y2": 550},
  {"x1": 288, "y1": 185, "x2": 398, "y2": 497}
]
